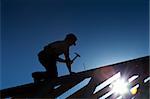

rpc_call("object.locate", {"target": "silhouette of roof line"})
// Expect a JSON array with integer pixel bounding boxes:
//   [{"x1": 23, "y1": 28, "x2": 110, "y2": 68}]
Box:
[{"x1": 0, "y1": 56, "x2": 149, "y2": 98}]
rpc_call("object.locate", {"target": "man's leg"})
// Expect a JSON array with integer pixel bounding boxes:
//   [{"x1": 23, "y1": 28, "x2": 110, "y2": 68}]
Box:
[
  {"x1": 35, "y1": 51, "x2": 50, "y2": 82},
  {"x1": 46, "y1": 58, "x2": 58, "y2": 81},
  {"x1": 37, "y1": 51, "x2": 58, "y2": 81}
]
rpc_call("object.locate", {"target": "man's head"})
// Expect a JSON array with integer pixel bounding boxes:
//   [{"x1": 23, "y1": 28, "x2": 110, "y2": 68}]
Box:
[{"x1": 65, "y1": 33, "x2": 77, "y2": 46}]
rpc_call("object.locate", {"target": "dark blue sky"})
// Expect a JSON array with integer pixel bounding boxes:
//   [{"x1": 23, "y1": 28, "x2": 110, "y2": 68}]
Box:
[{"x1": 1, "y1": 0, "x2": 149, "y2": 89}]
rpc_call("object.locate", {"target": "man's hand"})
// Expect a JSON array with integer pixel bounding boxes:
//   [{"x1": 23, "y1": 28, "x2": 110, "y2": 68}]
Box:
[{"x1": 68, "y1": 60, "x2": 73, "y2": 66}]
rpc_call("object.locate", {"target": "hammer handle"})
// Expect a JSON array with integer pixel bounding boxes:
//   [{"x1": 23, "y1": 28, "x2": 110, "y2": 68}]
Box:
[{"x1": 72, "y1": 56, "x2": 78, "y2": 62}]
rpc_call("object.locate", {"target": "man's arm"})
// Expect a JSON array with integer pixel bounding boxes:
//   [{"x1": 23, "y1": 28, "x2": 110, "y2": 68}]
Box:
[
  {"x1": 64, "y1": 48, "x2": 73, "y2": 74},
  {"x1": 57, "y1": 58, "x2": 66, "y2": 63}
]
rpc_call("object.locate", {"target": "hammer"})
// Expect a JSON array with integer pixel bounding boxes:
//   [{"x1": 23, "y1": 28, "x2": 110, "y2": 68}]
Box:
[{"x1": 71, "y1": 52, "x2": 80, "y2": 62}]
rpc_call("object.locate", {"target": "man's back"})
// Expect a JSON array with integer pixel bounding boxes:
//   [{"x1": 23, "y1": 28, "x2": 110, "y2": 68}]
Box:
[{"x1": 44, "y1": 40, "x2": 69, "y2": 56}]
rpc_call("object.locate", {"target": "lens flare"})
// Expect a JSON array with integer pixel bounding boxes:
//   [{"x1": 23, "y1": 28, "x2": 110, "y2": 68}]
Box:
[{"x1": 110, "y1": 79, "x2": 129, "y2": 95}]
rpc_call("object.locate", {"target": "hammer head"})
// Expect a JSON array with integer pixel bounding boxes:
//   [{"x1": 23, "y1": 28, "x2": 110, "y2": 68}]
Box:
[{"x1": 74, "y1": 52, "x2": 80, "y2": 57}]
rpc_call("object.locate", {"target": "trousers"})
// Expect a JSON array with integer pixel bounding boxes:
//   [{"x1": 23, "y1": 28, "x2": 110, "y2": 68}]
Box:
[{"x1": 38, "y1": 51, "x2": 58, "y2": 80}]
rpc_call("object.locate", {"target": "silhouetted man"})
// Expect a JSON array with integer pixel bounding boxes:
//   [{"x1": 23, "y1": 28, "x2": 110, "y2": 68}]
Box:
[{"x1": 33, "y1": 33, "x2": 77, "y2": 82}]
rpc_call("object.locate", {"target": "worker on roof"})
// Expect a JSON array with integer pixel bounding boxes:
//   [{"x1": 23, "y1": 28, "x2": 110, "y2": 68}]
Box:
[{"x1": 32, "y1": 33, "x2": 77, "y2": 82}]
